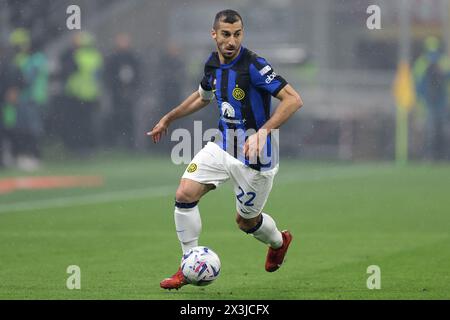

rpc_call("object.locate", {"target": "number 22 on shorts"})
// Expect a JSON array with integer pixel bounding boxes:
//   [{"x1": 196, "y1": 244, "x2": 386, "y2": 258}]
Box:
[{"x1": 236, "y1": 186, "x2": 256, "y2": 206}]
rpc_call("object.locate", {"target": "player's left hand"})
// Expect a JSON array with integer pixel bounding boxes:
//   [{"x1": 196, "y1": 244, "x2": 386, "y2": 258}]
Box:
[
  {"x1": 244, "y1": 129, "x2": 268, "y2": 161},
  {"x1": 146, "y1": 118, "x2": 169, "y2": 143}
]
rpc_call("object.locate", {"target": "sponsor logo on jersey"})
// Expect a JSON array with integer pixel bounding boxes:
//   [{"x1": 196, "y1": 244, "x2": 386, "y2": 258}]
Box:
[
  {"x1": 232, "y1": 87, "x2": 245, "y2": 101},
  {"x1": 259, "y1": 65, "x2": 272, "y2": 76},
  {"x1": 220, "y1": 117, "x2": 246, "y2": 124},
  {"x1": 221, "y1": 102, "x2": 235, "y2": 118},
  {"x1": 265, "y1": 72, "x2": 277, "y2": 84},
  {"x1": 187, "y1": 163, "x2": 197, "y2": 173}
]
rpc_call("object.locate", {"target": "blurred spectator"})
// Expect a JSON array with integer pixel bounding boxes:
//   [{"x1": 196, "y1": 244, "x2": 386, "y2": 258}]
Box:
[
  {"x1": 0, "y1": 57, "x2": 22, "y2": 167},
  {"x1": 413, "y1": 37, "x2": 450, "y2": 161},
  {"x1": 60, "y1": 32, "x2": 103, "y2": 155},
  {"x1": 0, "y1": 47, "x2": 8, "y2": 167},
  {"x1": 7, "y1": 0, "x2": 54, "y2": 48},
  {"x1": 104, "y1": 33, "x2": 142, "y2": 149},
  {"x1": 8, "y1": 28, "x2": 48, "y2": 171},
  {"x1": 159, "y1": 43, "x2": 185, "y2": 111},
  {"x1": 0, "y1": 45, "x2": 23, "y2": 168}
]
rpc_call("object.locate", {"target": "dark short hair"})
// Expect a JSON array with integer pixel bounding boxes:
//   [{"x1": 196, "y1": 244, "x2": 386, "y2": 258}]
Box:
[{"x1": 213, "y1": 9, "x2": 243, "y2": 30}]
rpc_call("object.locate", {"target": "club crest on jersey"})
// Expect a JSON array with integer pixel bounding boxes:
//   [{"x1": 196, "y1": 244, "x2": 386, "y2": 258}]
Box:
[
  {"x1": 187, "y1": 163, "x2": 197, "y2": 173},
  {"x1": 221, "y1": 102, "x2": 235, "y2": 118},
  {"x1": 232, "y1": 87, "x2": 245, "y2": 101}
]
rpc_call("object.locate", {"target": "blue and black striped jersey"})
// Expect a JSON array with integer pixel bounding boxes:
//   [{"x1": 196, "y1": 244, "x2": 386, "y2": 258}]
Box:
[{"x1": 200, "y1": 47, "x2": 287, "y2": 171}]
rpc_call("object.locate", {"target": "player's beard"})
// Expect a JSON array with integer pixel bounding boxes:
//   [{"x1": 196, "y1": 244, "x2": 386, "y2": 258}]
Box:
[{"x1": 219, "y1": 44, "x2": 240, "y2": 62}]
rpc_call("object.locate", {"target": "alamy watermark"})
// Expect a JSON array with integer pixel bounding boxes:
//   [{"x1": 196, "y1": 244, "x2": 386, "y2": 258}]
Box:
[
  {"x1": 169, "y1": 121, "x2": 279, "y2": 170},
  {"x1": 367, "y1": 5, "x2": 381, "y2": 30},
  {"x1": 366, "y1": 265, "x2": 381, "y2": 289},
  {"x1": 66, "y1": 265, "x2": 81, "y2": 290},
  {"x1": 66, "y1": 5, "x2": 81, "y2": 30}
]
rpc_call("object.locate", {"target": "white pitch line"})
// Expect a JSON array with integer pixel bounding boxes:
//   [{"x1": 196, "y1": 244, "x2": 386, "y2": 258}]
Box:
[
  {"x1": 0, "y1": 186, "x2": 175, "y2": 214},
  {"x1": 0, "y1": 168, "x2": 377, "y2": 214}
]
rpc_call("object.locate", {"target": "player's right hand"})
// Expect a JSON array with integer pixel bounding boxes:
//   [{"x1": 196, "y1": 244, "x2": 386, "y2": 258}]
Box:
[{"x1": 146, "y1": 119, "x2": 169, "y2": 143}]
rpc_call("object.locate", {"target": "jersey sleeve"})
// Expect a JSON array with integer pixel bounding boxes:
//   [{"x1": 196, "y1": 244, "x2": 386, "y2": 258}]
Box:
[
  {"x1": 200, "y1": 73, "x2": 212, "y2": 91},
  {"x1": 199, "y1": 73, "x2": 214, "y2": 101},
  {"x1": 198, "y1": 58, "x2": 215, "y2": 100},
  {"x1": 249, "y1": 57, "x2": 288, "y2": 97}
]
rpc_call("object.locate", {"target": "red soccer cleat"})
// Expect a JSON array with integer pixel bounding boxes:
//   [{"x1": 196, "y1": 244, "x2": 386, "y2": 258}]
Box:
[
  {"x1": 265, "y1": 230, "x2": 293, "y2": 272},
  {"x1": 160, "y1": 267, "x2": 188, "y2": 290}
]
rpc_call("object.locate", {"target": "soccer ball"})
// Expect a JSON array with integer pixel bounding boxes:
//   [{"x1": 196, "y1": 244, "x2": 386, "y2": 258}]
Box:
[{"x1": 181, "y1": 246, "x2": 221, "y2": 286}]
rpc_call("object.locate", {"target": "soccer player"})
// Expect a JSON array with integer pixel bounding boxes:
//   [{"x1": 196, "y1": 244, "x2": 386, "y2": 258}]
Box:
[{"x1": 148, "y1": 9, "x2": 303, "y2": 290}]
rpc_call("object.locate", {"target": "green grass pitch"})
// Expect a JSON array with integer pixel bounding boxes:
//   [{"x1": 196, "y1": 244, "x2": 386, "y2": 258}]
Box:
[{"x1": 0, "y1": 154, "x2": 449, "y2": 299}]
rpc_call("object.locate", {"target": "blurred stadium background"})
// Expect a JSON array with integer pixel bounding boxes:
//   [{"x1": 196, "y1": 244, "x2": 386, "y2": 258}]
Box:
[
  {"x1": 0, "y1": 0, "x2": 449, "y2": 299},
  {"x1": 1, "y1": 0, "x2": 450, "y2": 162}
]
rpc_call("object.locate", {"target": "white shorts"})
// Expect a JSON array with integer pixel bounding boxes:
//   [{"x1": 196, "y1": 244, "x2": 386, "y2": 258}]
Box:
[{"x1": 182, "y1": 142, "x2": 278, "y2": 219}]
